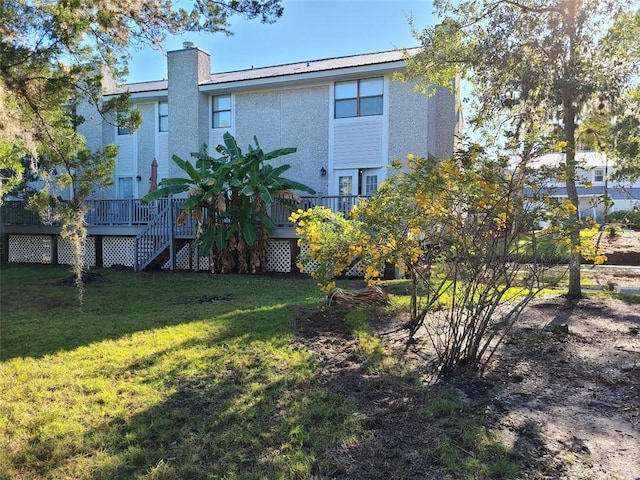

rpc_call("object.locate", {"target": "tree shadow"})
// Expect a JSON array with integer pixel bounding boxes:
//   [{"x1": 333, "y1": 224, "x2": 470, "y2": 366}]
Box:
[
  {"x1": 4, "y1": 304, "x2": 357, "y2": 479},
  {"x1": 0, "y1": 266, "x2": 320, "y2": 360},
  {"x1": 483, "y1": 295, "x2": 640, "y2": 477}
]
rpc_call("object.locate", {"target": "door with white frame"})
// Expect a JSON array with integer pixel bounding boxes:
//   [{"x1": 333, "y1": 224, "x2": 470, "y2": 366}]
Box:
[{"x1": 334, "y1": 170, "x2": 356, "y2": 217}]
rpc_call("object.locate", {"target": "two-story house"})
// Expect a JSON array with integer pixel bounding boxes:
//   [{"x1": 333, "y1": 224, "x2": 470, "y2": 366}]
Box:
[
  {"x1": 89, "y1": 44, "x2": 459, "y2": 200},
  {"x1": 2, "y1": 45, "x2": 461, "y2": 272}
]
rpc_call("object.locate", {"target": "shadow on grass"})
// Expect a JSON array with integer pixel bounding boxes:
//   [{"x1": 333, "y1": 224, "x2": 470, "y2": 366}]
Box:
[
  {"x1": 0, "y1": 264, "x2": 321, "y2": 360},
  {"x1": 2, "y1": 298, "x2": 361, "y2": 480}
]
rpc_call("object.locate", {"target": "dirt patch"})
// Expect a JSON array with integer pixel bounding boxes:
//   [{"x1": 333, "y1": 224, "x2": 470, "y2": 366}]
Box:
[
  {"x1": 598, "y1": 231, "x2": 640, "y2": 266},
  {"x1": 52, "y1": 271, "x2": 110, "y2": 286},
  {"x1": 293, "y1": 294, "x2": 640, "y2": 479}
]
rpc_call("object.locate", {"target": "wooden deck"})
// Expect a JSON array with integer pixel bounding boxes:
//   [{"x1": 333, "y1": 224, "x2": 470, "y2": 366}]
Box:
[{"x1": 1, "y1": 195, "x2": 369, "y2": 238}]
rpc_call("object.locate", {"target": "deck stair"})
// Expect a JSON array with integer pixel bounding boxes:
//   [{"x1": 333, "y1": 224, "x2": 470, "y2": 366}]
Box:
[{"x1": 133, "y1": 200, "x2": 175, "y2": 272}]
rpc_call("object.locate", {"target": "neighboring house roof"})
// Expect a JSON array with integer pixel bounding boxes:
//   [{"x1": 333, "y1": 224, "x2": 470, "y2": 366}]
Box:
[
  {"x1": 105, "y1": 47, "x2": 419, "y2": 96},
  {"x1": 549, "y1": 186, "x2": 640, "y2": 200},
  {"x1": 527, "y1": 151, "x2": 610, "y2": 169}
]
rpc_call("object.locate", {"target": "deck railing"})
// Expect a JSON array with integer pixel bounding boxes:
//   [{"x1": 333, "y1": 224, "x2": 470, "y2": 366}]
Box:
[{"x1": 1, "y1": 195, "x2": 371, "y2": 231}]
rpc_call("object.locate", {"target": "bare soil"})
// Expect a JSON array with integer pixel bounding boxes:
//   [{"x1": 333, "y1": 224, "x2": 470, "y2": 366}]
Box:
[
  {"x1": 293, "y1": 276, "x2": 640, "y2": 479},
  {"x1": 597, "y1": 231, "x2": 640, "y2": 266}
]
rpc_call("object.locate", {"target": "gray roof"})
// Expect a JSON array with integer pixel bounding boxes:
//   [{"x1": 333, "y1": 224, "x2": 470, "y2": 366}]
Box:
[
  {"x1": 106, "y1": 47, "x2": 419, "y2": 95},
  {"x1": 528, "y1": 151, "x2": 609, "y2": 169},
  {"x1": 203, "y1": 48, "x2": 419, "y2": 86}
]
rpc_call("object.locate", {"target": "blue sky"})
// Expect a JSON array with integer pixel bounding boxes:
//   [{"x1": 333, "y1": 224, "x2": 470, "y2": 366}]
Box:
[{"x1": 124, "y1": 0, "x2": 436, "y2": 84}]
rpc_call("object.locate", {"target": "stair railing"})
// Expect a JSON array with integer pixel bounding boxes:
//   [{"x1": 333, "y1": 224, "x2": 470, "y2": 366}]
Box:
[{"x1": 133, "y1": 199, "x2": 174, "y2": 272}]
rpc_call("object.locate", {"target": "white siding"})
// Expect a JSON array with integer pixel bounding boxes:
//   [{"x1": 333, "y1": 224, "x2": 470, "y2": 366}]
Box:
[
  {"x1": 157, "y1": 133, "x2": 169, "y2": 176},
  {"x1": 116, "y1": 135, "x2": 136, "y2": 174},
  {"x1": 333, "y1": 119, "x2": 384, "y2": 168}
]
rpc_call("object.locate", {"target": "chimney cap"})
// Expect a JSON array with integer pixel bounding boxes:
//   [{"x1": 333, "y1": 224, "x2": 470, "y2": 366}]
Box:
[{"x1": 183, "y1": 41, "x2": 195, "y2": 49}]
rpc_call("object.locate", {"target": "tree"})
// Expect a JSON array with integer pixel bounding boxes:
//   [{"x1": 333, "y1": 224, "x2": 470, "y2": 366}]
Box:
[
  {"x1": 405, "y1": 0, "x2": 640, "y2": 298},
  {"x1": 1, "y1": 0, "x2": 283, "y2": 200},
  {"x1": 144, "y1": 133, "x2": 315, "y2": 274},
  {"x1": 0, "y1": 0, "x2": 283, "y2": 298},
  {"x1": 293, "y1": 146, "x2": 562, "y2": 375}
]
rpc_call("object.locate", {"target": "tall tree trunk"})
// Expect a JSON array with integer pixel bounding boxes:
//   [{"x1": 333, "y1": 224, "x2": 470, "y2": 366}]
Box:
[{"x1": 562, "y1": 0, "x2": 583, "y2": 299}]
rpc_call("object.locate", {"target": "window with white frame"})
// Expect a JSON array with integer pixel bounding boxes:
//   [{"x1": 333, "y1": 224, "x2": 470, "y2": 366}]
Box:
[
  {"x1": 158, "y1": 101, "x2": 168, "y2": 132},
  {"x1": 364, "y1": 175, "x2": 378, "y2": 195},
  {"x1": 212, "y1": 95, "x2": 231, "y2": 128},
  {"x1": 334, "y1": 77, "x2": 383, "y2": 118},
  {"x1": 118, "y1": 177, "x2": 134, "y2": 199},
  {"x1": 594, "y1": 168, "x2": 604, "y2": 183},
  {"x1": 339, "y1": 176, "x2": 353, "y2": 196},
  {"x1": 117, "y1": 110, "x2": 134, "y2": 135},
  {"x1": 117, "y1": 120, "x2": 130, "y2": 136}
]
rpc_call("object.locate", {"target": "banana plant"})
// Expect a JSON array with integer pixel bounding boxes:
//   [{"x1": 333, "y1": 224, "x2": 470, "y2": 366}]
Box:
[{"x1": 144, "y1": 132, "x2": 315, "y2": 273}]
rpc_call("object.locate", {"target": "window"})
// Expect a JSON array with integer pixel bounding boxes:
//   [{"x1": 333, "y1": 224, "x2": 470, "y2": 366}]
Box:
[
  {"x1": 118, "y1": 177, "x2": 134, "y2": 199},
  {"x1": 335, "y1": 77, "x2": 383, "y2": 118},
  {"x1": 158, "y1": 101, "x2": 168, "y2": 132},
  {"x1": 117, "y1": 111, "x2": 130, "y2": 135},
  {"x1": 365, "y1": 175, "x2": 378, "y2": 196},
  {"x1": 594, "y1": 168, "x2": 604, "y2": 183},
  {"x1": 339, "y1": 176, "x2": 353, "y2": 196},
  {"x1": 212, "y1": 95, "x2": 231, "y2": 128}
]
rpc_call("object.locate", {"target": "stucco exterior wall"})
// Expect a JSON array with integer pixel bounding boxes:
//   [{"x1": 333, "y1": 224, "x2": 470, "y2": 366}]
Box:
[
  {"x1": 427, "y1": 84, "x2": 460, "y2": 160},
  {"x1": 235, "y1": 85, "x2": 330, "y2": 196},
  {"x1": 387, "y1": 79, "x2": 430, "y2": 163},
  {"x1": 76, "y1": 100, "x2": 103, "y2": 153},
  {"x1": 167, "y1": 47, "x2": 211, "y2": 178}
]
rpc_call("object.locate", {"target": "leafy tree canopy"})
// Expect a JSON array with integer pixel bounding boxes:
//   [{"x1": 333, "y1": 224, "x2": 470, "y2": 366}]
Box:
[
  {"x1": 0, "y1": 0, "x2": 283, "y2": 300},
  {"x1": 404, "y1": 0, "x2": 640, "y2": 298},
  {"x1": 0, "y1": 0, "x2": 284, "y2": 199}
]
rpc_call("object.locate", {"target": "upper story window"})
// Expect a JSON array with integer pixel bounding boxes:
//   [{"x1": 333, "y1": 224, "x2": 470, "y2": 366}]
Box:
[
  {"x1": 212, "y1": 95, "x2": 231, "y2": 129},
  {"x1": 594, "y1": 168, "x2": 604, "y2": 183},
  {"x1": 335, "y1": 77, "x2": 383, "y2": 118},
  {"x1": 158, "y1": 101, "x2": 168, "y2": 132},
  {"x1": 117, "y1": 111, "x2": 130, "y2": 135}
]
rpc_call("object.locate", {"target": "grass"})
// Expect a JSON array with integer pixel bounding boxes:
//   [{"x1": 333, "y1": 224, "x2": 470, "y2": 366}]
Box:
[
  {"x1": 0, "y1": 264, "x2": 357, "y2": 479},
  {"x1": 422, "y1": 390, "x2": 520, "y2": 479},
  {"x1": 7, "y1": 262, "x2": 625, "y2": 479}
]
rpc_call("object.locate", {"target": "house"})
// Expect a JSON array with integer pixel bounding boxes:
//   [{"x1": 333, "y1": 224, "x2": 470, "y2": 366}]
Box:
[
  {"x1": 523, "y1": 151, "x2": 640, "y2": 224},
  {"x1": 1, "y1": 45, "x2": 462, "y2": 272}
]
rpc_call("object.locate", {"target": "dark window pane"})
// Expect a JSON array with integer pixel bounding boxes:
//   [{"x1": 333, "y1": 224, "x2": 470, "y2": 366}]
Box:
[
  {"x1": 359, "y1": 96, "x2": 383, "y2": 116},
  {"x1": 335, "y1": 99, "x2": 357, "y2": 118},
  {"x1": 339, "y1": 176, "x2": 353, "y2": 195}
]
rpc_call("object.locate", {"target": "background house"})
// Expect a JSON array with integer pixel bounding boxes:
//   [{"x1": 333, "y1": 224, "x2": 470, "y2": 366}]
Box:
[
  {"x1": 525, "y1": 151, "x2": 640, "y2": 224},
  {"x1": 2, "y1": 45, "x2": 462, "y2": 272}
]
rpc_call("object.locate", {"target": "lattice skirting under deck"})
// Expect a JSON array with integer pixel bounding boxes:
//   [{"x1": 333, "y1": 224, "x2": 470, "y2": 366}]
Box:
[
  {"x1": 102, "y1": 237, "x2": 135, "y2": 267},
  {"x1": 58, "y1": 237, "x2": 96, "y2": 267},
  {"x1": 8, "y1": 235, "x2": 53, "y2": 264},
  {"x1": 6, "y1": 234, "x2": 370, "y2": 276}
]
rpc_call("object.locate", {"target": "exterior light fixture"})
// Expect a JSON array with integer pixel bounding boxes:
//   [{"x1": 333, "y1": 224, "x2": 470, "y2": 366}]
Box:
[
  {"x1": 136, "y1": 175, "x2": 142, "y2": 182},
  {"x1": 320, "y1": 167, "x2": 327, "y2": 177}
]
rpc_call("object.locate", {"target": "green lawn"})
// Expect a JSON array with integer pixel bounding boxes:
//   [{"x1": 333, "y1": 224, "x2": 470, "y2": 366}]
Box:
[{"x1": 0, "y1": 264, "x2": 357, "y2": 479}]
